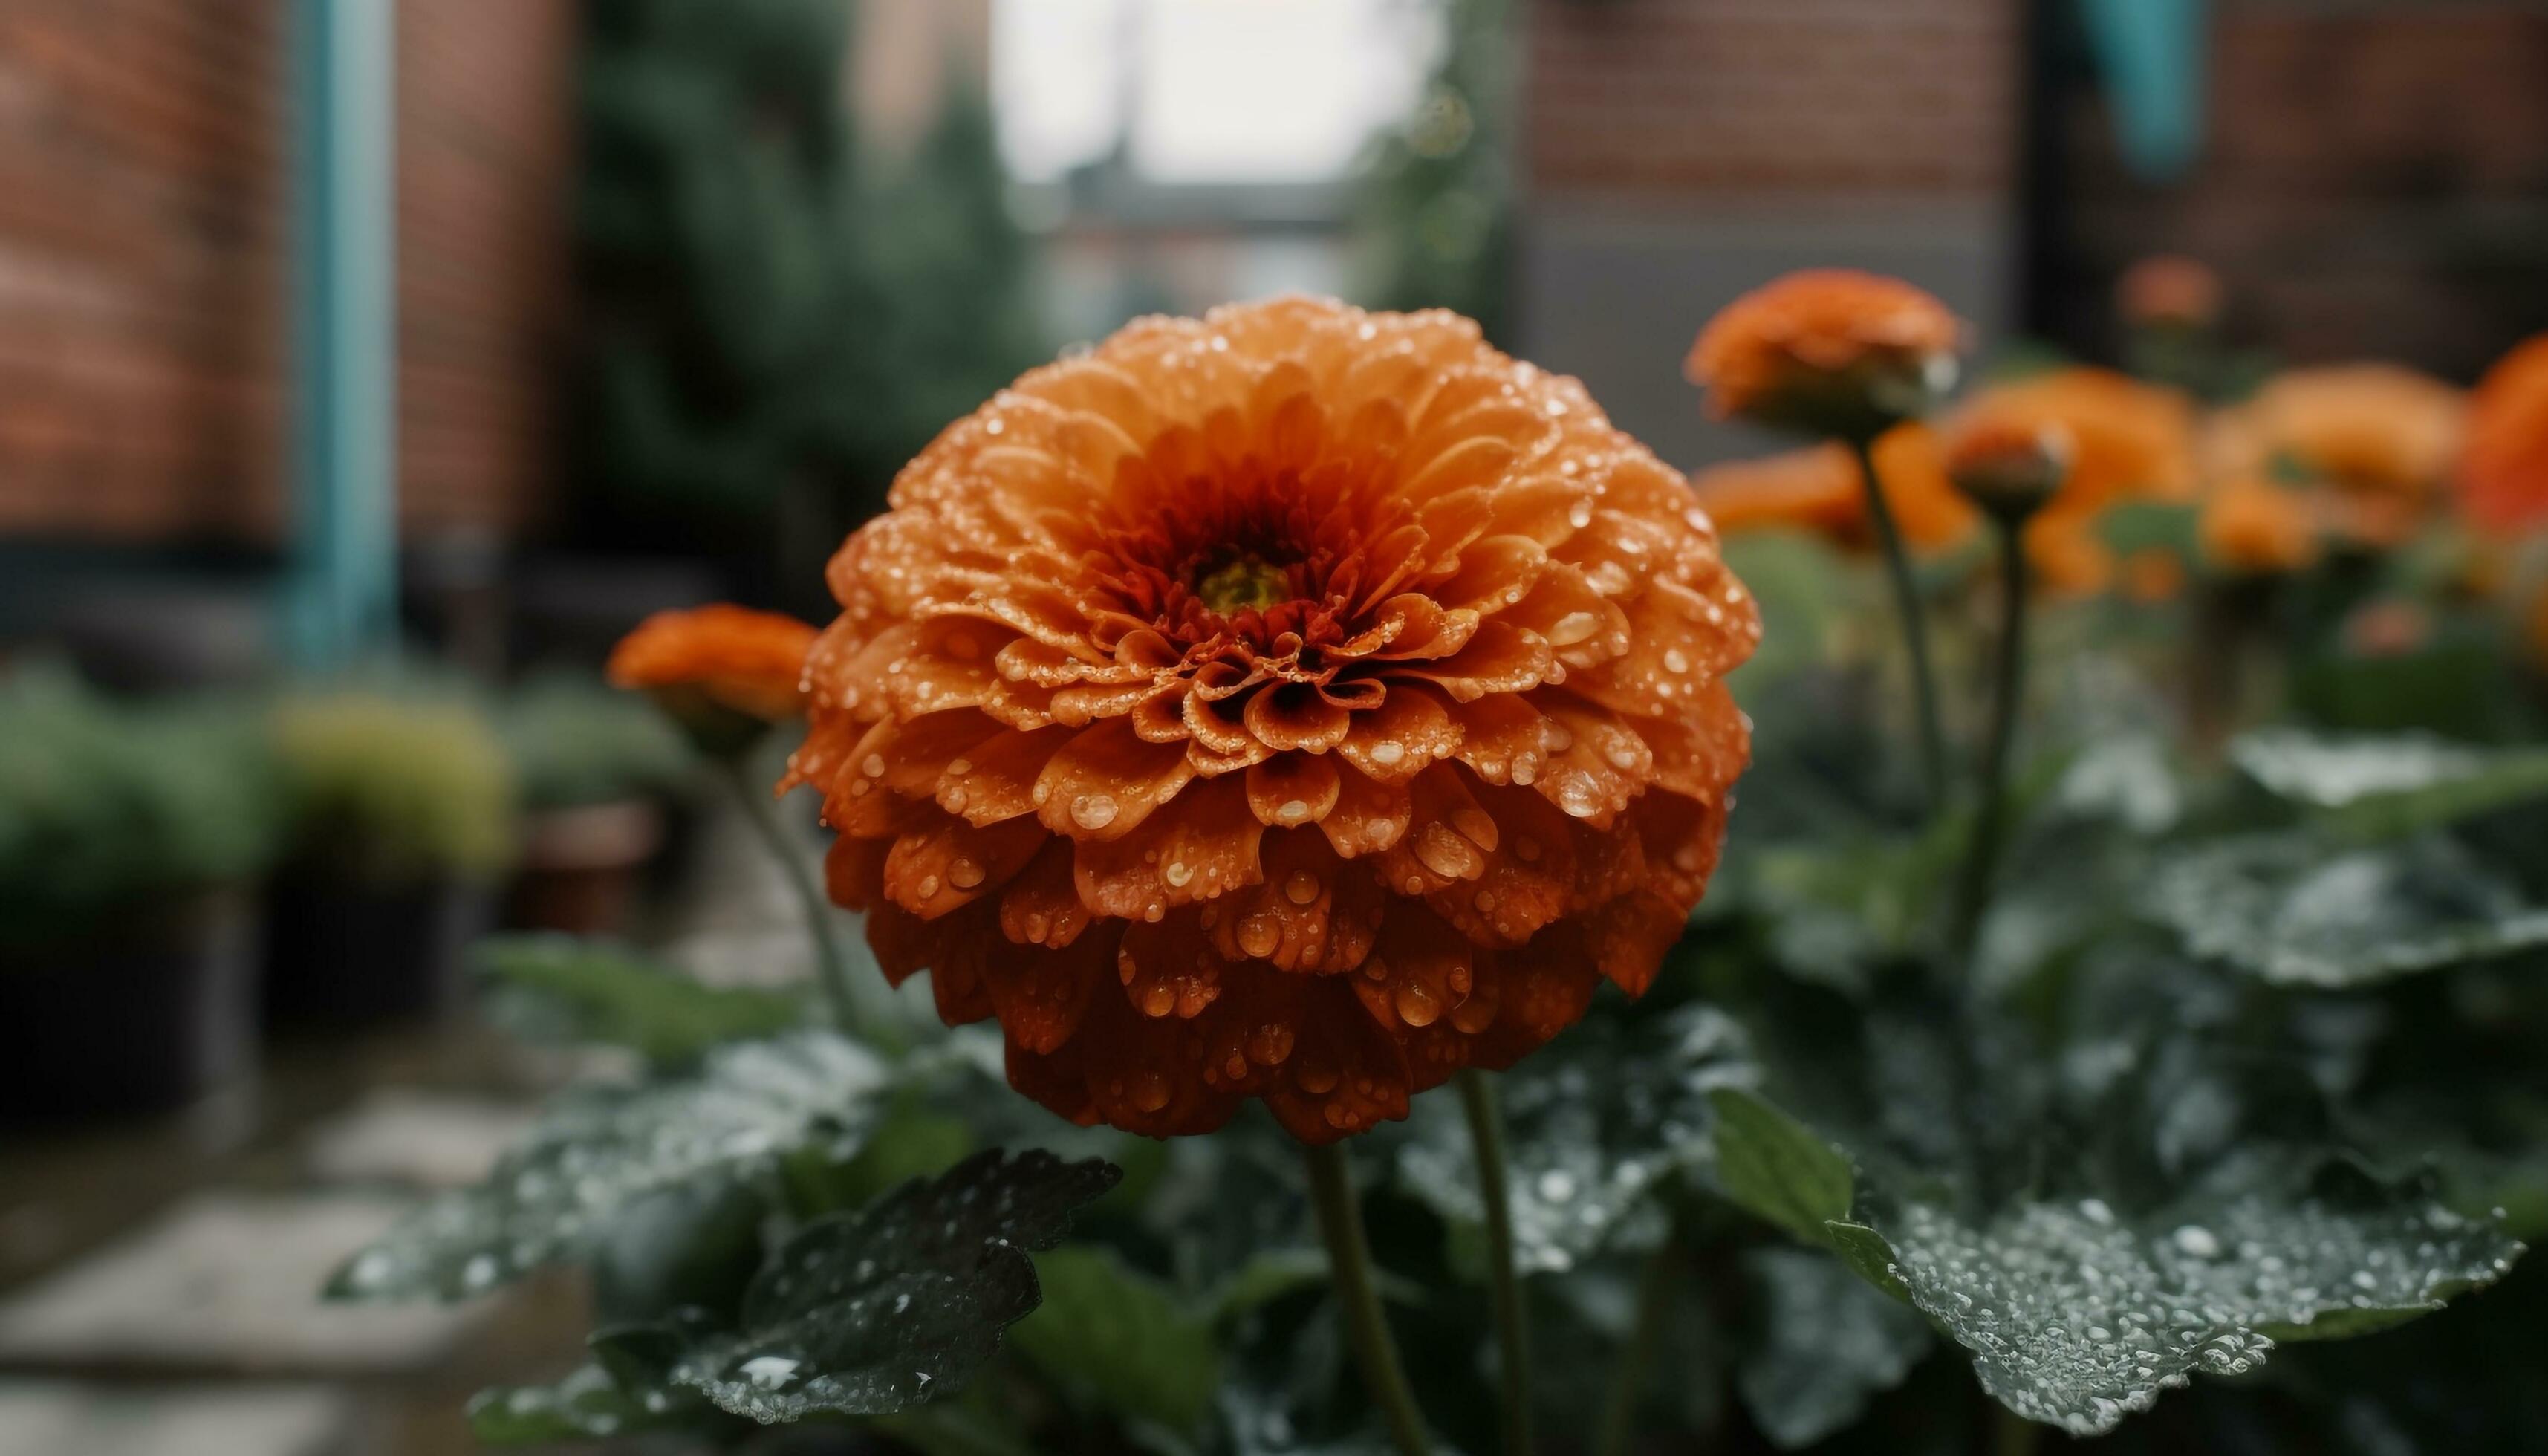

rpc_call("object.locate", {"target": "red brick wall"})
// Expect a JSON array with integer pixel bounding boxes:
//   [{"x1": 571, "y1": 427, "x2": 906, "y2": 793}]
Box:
[
  {"x1": 1526, "y1": 0, "x2": 2021, "y2": 200},
  {"x1": 0, "y1": 0, "x2": 575, "y2": 545},
  {"x1": 2060, "y1": 4, "x2": 2548, "y2": 377}
]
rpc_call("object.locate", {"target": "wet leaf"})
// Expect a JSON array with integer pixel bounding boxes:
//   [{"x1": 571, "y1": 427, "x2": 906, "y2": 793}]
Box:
[
  {"x1": 669, "y1": 1148, "x2": 1122, "y2": 1420},
  {"x1": 2229, "y1": 729, "x2": 2548, "y2": 842},
  {"x1": 1846, "y1": 1163, "x2": 2523, "y2": 1437},
  {"x1": 469, "y1": 1359, "x2": 711, "y2": 1443},
  {"x1": 476, "y1": 934, "x2": 806, "y2": 1067},
  {"x1": 330, "y1": 1031, "x2": 887, "y2": 1301},
  {"x1": 1012, "y1": 1244, "x2": 1221, "y2": 1431},
  {"x1": 1400, "y1": 1006, "x2": 1758, "y2": 1272},
  {"x1": 2145, "y1": 832, "x2": 2548, "y2": 987},
  {"x1": 1736, "y1": 1247, "x2": 1931, "y2": 1449}
]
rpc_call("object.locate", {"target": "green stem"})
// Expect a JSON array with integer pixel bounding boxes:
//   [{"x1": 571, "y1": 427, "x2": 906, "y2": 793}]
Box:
[
  {"x1": 1457, "y1": 1070, "x2": 1533, "y2": 1456},
  {"x1": 719, "y1": 757, "x2": 871, "y2": 1044},
  {"x1": 1853, "y1": 436, "x2": 1949, "y2": 810},
  {"x1": 1304, "y1": 1140, "x2": 1434, "y2": 1456},
  {"x1": 1992, "y1": 1407, "x2": 2044, "y2": 1456},
  {"x1": 1952, "y1": 516, "x2": 2030, "y2": 957},
  {"x1": 1593, "y1": 1231, "x2": 1683, "y2": 1456}
]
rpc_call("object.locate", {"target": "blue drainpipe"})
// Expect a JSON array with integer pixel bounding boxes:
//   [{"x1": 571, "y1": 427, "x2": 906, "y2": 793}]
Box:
[
  {"x1": 286, "y1": 0, "x2": 397, "y2": 672},
  {"x1": 2077, "y1": 0, "x2": 2208, "y2": 182}
]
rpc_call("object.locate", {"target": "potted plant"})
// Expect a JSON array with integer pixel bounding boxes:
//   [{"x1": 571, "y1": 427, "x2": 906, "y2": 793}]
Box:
[
  {"x1": 262, "y1": 689, "x2": 516, "y2": 1027},
  {"x1": 0, "y1": 668, "x2": 281, "y2": 1122},
  {"x1": 497, "y1": 672, "x2": 695, "y2": 935}
]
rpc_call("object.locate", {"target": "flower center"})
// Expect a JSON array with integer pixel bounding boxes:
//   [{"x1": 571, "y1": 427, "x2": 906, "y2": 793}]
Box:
[{"x1": 1195, "y1": 554, "x2": 1294, "y2": 614}]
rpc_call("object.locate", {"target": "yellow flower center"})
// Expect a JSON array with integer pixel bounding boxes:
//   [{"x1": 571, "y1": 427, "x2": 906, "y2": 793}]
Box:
[{"x1": 1196, "y1": 554, "x2": 1293, "y2": 614}]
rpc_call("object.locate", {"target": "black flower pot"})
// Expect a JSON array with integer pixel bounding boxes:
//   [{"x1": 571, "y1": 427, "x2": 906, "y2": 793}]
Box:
[
  {"x1": 262, "y1": 873, "x2": 493, "y2": 1028},
  {"x1": 0, "y1": 890, "x2": 260, "y2": 1125}
]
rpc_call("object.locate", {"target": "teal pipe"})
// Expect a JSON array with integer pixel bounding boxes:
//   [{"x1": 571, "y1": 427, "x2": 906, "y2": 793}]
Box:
[
  {"x1": 287, "y1": 0, "x2": 397, "y2": 672},
  {"x1": 2078, "y1": 0, "x2": 2208, "y2": 181}
]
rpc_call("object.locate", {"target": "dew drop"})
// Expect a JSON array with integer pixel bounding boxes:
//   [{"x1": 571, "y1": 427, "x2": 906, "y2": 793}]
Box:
[
  {"x1": 948, "y1": 857, "x2": 985, "y2": 890},
  {"x1": 1284, "y1": 870, "x2": 1321, "y2": 905},
  {"x1": 1070, "y1": 793, "x2": 1119, "y2": 830},
  {"x1": 1547, "y1": 611, "x2": 1600, "y2": 646},
  {"x1": 1369, "y1": 740, "x2": 1406, "y2": 767},
  {"x1": 1163, "y1": 859, "x2": 1195, "y2": 888}
]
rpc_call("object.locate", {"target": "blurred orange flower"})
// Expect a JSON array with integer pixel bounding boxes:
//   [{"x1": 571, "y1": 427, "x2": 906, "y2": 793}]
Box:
[
  {"x1": 608, "y1": 604, "x2": 819, "y2": 729},
  {"x1": 793, "y1": 297, "x2": 1758, "y2": 1143},
  {"x1": 2199, "y1": 477, "x2": 2319, "y2": 576},
  {"x1": 1948, "y1": 368, "x2": 2200, "y2": 594},
  {"x1": 1688, "y1": 425, "x2": 1977, "y2": 553},
  {"x1": 1685, "y1": 270, "x2": 1963, "y2": 438},
  {"x1": 2206, "y1": 365, "x2": 2466, "y2": 547},
  {"x1": 2460, "y1": 333, "x2": 2548, "y2": 533},
  {"x1": 2116, "y1": 255, "x2": 2223, "y2": 331}
]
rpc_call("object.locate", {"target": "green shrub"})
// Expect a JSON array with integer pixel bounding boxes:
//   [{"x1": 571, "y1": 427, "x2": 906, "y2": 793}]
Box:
[
  {"x1": 0, "y1": 666, "x2": 283, "y2": 948},
  {"x1": 271, "y1": 689, "x2": 517, "y2": 885},
  {"x1": 500, "y1": 672, "x2": 695, "y2": 813}
]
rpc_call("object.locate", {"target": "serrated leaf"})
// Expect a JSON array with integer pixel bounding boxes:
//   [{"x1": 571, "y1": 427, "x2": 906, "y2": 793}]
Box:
[
  {"x1": 2146, "y1": 831, "x2": 2548, "y2": 987},
  {"x1": 331, "y1": 1031, "x2": 887, "y2": 1301},
  {"x1": 2229, "y1": 729, "x2": 2548, "y2": 841},
  {"x1": 669, "y1": 1148, "x2": 1122, "y2": 1421},
  {"x1": 1012, "y1": 1244, "x2": 1221, "y2": 1431},
  {"x1": 1842, "y1": 1169, "x2": 2523, "y2": 1437},
  {"x1": 1708, "y1": 1088, "x2": 1855, "y2": 1244},
  {"x1": 1736, "y1": 1247, "x2": 1932, "y2": 1449},
  {"x1": 469, "y1": 1359, "x2": 712, "y2": 1443},
  {"x1": 477, "y1": 933, "x2": 805, "y2": 1067},
  {"x1": 1399, "y1": 1006, "x2": 1758, "y2": 1273}
]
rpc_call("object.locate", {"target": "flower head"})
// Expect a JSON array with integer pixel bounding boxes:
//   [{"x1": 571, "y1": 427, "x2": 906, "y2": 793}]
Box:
[
  {"x1": 609, "y1": 605, "x2": 819, "y2": 751},
  {"x1": 2116, "y1": 255, "x2": 2223, "y2": 331},
  {"x1": 2199, "y1": 476, "x2": 2319, "y2": 576},
  {"x1": 1689, "y1": 426, "x2": 1977, "y2": 553},
  {"x1": 1943, "y1": 417, "x2": 2075, "y2": 523},
  {"x1": 2460, "y1": 333, "x2": 2548, "y2": 533},
  {"x1": 1948, "y1": 368, "x2": 2199, "y2": 594},
  {"x1": 794, "y1": 297, "x2": 1758, "y2": 1143},
  {"x1": 2206, "y1": 365, "x2": 2466, "y2": 547},
  {"x1": 1685, "y1": 270, "x2": 1963, "y2": 441}
]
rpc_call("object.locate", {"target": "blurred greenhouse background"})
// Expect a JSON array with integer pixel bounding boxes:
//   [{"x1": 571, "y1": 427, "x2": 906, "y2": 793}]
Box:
[{"x1": 2, "y1": 0, "x2": 2547, "y2": 1453}]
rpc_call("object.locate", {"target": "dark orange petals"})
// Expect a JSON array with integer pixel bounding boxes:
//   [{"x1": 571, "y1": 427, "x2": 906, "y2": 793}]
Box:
[
  {"x1": 1318, "y1": 767, "x2": 1412, "y2": 859},
  {"x1": 1035, "y1": 718, "x2": 1197, "y2": 841},
  {"x1": 1000, "y1": 839, "x2": 1093, "y2": 949},
  {"x1": 1337, "y1": 684, "x2": 1460, "y2": 784},
  {"x1": 940, "y1": 727, "x2": 1067, "y2": 827},
  {"x1": 1073, "y1": 777, "x2": 1265, "y2": 921},
  {"x1": 1264, "y1": 981, "x2": 1415, "y2": 1144},
  {"x1": 1116, "y1": 916, "x2": 1227, "y2": 1021},
  {"x1": 1242, "y1": 683, "x2": 1352, "y2": 753},
  {"x1": 882, "y1": 813, "x2": 1046, "y2": 920},
  {"x1": 1245, "y1": 753, "x2": 1342, "y2": 831},
  {"x1": 984, "y1": 929, "x2": 1113, "y2": 1055}
]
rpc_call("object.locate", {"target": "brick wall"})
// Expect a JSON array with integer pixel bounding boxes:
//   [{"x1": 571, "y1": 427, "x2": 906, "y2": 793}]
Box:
[
  {"x1": 0, "y1": 0, "x2": 575, "y2": 545},
  {"x1": 1517, "y1": 0, "x2": 2022, "y2": 468},
  {"x1": 1527, "y1": 0, "x2": 2020, "y2": 200},
  {"x1": 2058, "y1": 2, "x2": 2548, "y2": 379}
]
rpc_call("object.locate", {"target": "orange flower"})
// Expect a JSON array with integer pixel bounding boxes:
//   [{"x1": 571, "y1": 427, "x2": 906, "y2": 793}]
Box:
[
  {"x1": 2206, "y1": 365, "x2": 2466, "y2": 547},
  {"x1": 1947, "y1": 368, "x2": 2200, "y2": 594},
  {"x1": 2460, "y1": 333, "x2": 2548, "y2": 533},
  {"x1": 1941, "y1": 416, "x2": 2075, "y2": 521},
  {"x1": 1685, "y1": 270, "x2": 1963, "y2": 439},
  {"x1": 608, "y1": 605, "x2": 819, "y2": 732},
  {"x1": 793, "y1": 298, "x2": 1758, "y2": 1143},
  {"x1": 2116, "y1": 255, "x2": 2223, "y2": 331},
  {"x1": 2199, "y1": 477, "x2": 2318, "y2": 576},
  {"x1": 1688, "y1": 426, "x2": 1977, "y2": 553}
]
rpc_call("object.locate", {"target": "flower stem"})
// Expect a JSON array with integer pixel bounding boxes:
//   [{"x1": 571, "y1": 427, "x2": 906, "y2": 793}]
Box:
[
  {"x1": 718, "y1": 758, "x2": 871, "y2": 1044},
  {"x1": 1852, "y1": 436, "x2": 1949, "y2": 810},
  {"x1": 1593, "y1": 1230, "x2": 1683, "y2": 1456},
  {"x1": 1457, "y1": 1070, "x2": 1533, "y2": 1456},
  {"x1": 1951, "y1": 516, "x2": 2030, "y2": 956},
  {"x1": 1304, "y1": 1140, "x2": 1434, "y2": 1456}
]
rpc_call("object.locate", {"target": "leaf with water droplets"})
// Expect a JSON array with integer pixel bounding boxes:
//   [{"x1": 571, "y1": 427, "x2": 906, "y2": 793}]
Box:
[
  {"x1": 669, "y1": 1148, "x2": 1122, "y2": 1421},
  {"x1": 1399, "y1": 1006, "x2": 1758, "y2": 1272},
  {"x1": 1736, "y1": 1247, "x2": 1932, "y2": 1449},
  {"x1": 468, "y1": 1311, "x2": 731, "y2": 1444},
  {"x1": 329, "y1": 1031, "x2": 888, "y2": 1301},
  {"x1": 1844, "y1": 1160, "x2": 2523, "y2": 1437},
  {"x1": 2145, "y1": 831, "x2": 2548, "y2": 987},
  {"x1": 475, "y1": 934, "x2": 806, "y2": 1068},
  {"x1": 2229, "y1": 729, "x2": 2548, "y2": 842}
]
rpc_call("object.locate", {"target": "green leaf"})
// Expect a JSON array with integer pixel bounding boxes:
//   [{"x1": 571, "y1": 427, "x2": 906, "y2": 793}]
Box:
[
  {"x1": 469, "y1": 1359, "x2": 711, "y2": 1443},
  {"x1": 669, "y1": 1148, "x2": 1122, "y2": 1421},
  {"x1": 330, "y1": 1031, "x2": 886, "y2": 1301},
  {"x1": 2229, "y1": 729, "x2": 2548, "y2": 842},
  {"x1": 476, "y1": 933, "x2": 804, "y2": 1067},
  {"x1": 1736, "y1": 1247, "x2": 1932, "y2": 1449},
  {"x1": 1012, "y1": 1244, "x2": 1222, "y2": 1431},
  {"x1": 1706, "y1": 1088, "x2": 1856, "y2": 1244},
  {"x1": 2145, "y1": 831, "x2": 2548, "y2": 987},
  {"x1": 1839, "y1": 1166, "x2": 2523, "y2": 1437},
  {"x1": 1400, "y1": 1006, "x2": 1758, "y2": 1272}
]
